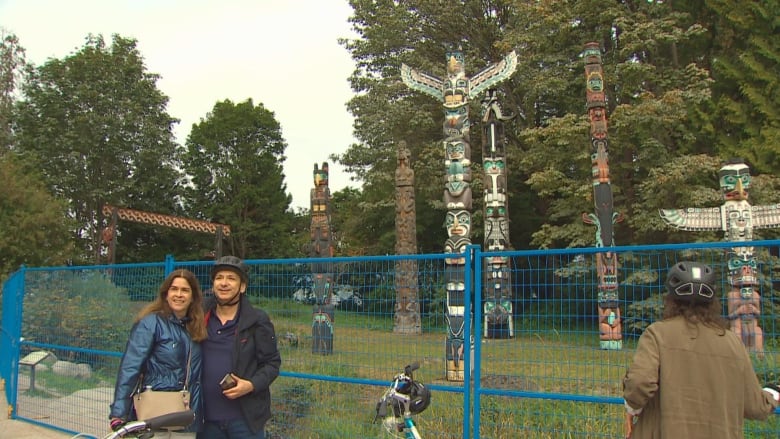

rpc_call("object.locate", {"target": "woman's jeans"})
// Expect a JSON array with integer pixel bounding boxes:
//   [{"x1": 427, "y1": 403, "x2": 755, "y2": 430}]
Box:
[{"x1": 197, "y1": 420, "x2": 265, "y2": 439}]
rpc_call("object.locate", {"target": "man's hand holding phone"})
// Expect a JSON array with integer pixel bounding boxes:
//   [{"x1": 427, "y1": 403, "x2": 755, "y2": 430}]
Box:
[{"x1": 220, "y1": 373, "x2": 237, "y2": 390}]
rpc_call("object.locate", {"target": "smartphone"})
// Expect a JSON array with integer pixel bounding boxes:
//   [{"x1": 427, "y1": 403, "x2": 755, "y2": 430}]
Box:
[{"x1": 219, "y1": 373, "x2": 237, "y2": 390}]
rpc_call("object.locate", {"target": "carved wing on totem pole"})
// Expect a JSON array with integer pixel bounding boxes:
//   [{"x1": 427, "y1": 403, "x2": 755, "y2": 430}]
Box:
[
  {"x1": 751, "y1": 203, "x2": 780, "y2": 229},
  {"x1": 468, "y1": 51, "x2": 518, "y2": 98},
  {"x1": 659, "y1": 207, "x2": 723, "y2": 231},
  {"x1": 400, "y1": 64, "x2": 444, "y2": 100}
]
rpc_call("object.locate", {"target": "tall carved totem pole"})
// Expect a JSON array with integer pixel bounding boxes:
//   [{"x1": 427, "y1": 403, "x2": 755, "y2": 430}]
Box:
[
  {"x1": 480, "y1": 89, "x2": 515, "y2": 339},
  {"x1": 310, "y1": 162, "x2": 335, "y2": 355},
  {"x1": 581, "y1": 43, "x2": 625, "y2": 350},
  {"x1": 660, "y1": 158, "x2": 780, "y2": 354},
  {"x1": 402, "y1": 46, "x2": 517, "y2": 381},
  {"x1": 394, "y1": 141, "x2": 422, "y2": 334}
]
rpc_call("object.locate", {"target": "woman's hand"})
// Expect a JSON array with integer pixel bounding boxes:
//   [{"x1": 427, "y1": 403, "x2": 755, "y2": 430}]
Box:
[
  {"x1": 110, "y1": 417, "x2": 125, "y2": 431},
  {"x1": 624, "y1": 412, "x2": 636, "y2": 438}
]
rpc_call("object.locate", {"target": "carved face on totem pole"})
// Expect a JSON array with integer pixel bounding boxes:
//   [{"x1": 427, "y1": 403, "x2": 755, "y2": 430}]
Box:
[
  {"x1": 445, "y1": 140, "x2": 470, "y2": 164},
  {"x1": 314, "y1": 162, "x2": 329, "y2": 188},
  {"x1": 444, "y1": 77, "x2": 467, "y2": 108},
  {"x1": 728, "y1": 252, "x2": 758, "y2": 288},
  {"x1": 719, "y1": 161, "x2": 750, "y2": 201},
  {"x1": 445, "y1": 210, "x2": 471, "y2": 238},
  {"x1": 444, "y1": 105, "x2": 469, "y2": 138},
  {"x1": 483, "y1": 157, "x2": 507, "y2": 199},
  {"x1": 444, "y1": 236, "x2": 470, "y2": 265},
  {"x1": 445, "y1": 49, "x2": 465, "y2": 75},
  {"x1": 485, "y1": 205, "x2": 506, "y2": 219}
]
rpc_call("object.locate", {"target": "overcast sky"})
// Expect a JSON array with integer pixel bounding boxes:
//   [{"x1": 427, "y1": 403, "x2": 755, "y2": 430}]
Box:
[{"x1": 0, "y1": 0, "x2": 357, "y2": 210}]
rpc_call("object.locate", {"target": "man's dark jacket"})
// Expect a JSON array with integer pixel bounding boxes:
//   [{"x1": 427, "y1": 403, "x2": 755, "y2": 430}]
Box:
[{"x1": 204, "y1": 294, "x2": 281, "y2": 433}]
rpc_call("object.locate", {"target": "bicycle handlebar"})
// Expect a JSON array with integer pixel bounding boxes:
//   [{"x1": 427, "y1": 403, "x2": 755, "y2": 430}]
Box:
[
  {"x1": 375, "y1": 363, "x2": 421, "y2": 420},
  {"x1": 145, "y1": 410, "x2": 195, "y2": 430},
  {"x1": 104, "y1": 410, "x2": 194, "y2": 439}
]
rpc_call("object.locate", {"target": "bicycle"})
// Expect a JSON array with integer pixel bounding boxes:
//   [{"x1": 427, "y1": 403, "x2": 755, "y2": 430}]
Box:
[
  {"x1": 69, "y1": 410, "x2": 195, "y2": 439},
  {"x1": 374, "y1": 362, "x2": 432, "y2": 439}
]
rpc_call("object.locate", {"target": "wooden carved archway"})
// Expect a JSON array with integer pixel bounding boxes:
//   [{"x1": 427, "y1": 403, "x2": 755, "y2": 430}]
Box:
[{"x1": 102, "y1": 205, "x2": 231, "y2": 264}]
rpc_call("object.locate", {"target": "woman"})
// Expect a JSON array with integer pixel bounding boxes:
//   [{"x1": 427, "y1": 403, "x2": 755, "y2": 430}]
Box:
[
  {"x1": 623, "y1": 261, "x2": 778, "y2": 439},
  {"x1": 110, "y1": 269, "x2": 207, "y2": 437}
]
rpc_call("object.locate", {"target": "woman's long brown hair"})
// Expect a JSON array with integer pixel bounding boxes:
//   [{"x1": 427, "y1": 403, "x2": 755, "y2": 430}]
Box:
[
  {"x1": 662, "y1": 294, "x2": 729, "y2": 333},
  {"x1": 137, "y1": 269, "x2": 207, "y2": 342}
]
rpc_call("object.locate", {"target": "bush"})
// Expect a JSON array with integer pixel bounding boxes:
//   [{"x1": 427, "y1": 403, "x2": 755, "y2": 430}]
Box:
[{"x1": 23, "y1": 270, "x2": 140, "y2": 364}]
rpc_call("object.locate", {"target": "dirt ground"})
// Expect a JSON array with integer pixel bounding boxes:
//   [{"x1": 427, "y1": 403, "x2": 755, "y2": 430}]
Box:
[{"x1": 1, "y1": 375, "x2": 109, "y2": 439}]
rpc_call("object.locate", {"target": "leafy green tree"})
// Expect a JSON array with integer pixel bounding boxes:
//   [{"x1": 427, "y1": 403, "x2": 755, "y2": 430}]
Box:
[
  {"x1": 504, "y1": 1, "x2": 715, "y2": 248},
  {"x1": 339, "y1": 1, "x2": 735, "y2": 252},
  {"x1": 341, "y1": 0, "x2": 525, "y2": 254},
  {"x1": 13, "y1": 34, "x2": 183, "y2": 263},
  {"x1": 183, "y1": 98, "x2": 294, "y2": 259},
  {"x1": 0, "y1": 154, "x2": 74, "y2": 282}
]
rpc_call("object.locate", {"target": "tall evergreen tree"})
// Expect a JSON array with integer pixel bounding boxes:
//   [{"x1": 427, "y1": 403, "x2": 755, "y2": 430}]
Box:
[
  {"x1": 183, "y1": 98, "x2": 294, "y2": 259},
  {"x1": 0, "y1": 29, "x2": 27, "y2": 154},
  {"x1": 699, "y1": 0, "x2": 780, "y2": 174}
]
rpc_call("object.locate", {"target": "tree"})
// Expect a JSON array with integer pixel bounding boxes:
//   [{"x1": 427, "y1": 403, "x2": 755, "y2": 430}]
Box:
[
  {"x1": 183, "y1": 98, "x2": 294, "y2": 259},
  {"x1": 697, "y1": 0, "x2": 780, "y2": 174},
  {"x1": 0, "y1": 154, "x2": 74, "y2": 282},
  {"x1": 341, "y1": 0, "x2": 525, "y2": 254},
  {"x1": 13, "y1": 34, "x2": 183, "y2": 263},
  {"x1": 0, "y1": 29, "x2": 28, "y2": 154},
  {"x1": 340, "y1": 0, "x2": 725, "y2": 252}
]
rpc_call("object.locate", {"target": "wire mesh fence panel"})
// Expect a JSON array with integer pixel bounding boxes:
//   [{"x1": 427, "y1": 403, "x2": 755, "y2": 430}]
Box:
[{"x1": 1, "y1": 241, "x2": 778, "y2": 438}]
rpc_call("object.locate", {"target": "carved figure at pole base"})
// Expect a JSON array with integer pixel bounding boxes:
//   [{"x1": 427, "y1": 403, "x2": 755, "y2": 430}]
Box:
[
  {"x1": 727, "y1": 251, "x2": 763, "y2": 356},
  {"x1": 312, "y1": 304, "x2": 335, "y2": 355},
  {"x1": 598, "y1": 291, "x2": 622, "y2": 350}
]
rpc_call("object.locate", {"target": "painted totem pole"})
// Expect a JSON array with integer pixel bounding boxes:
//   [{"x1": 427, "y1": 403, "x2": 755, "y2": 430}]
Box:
[
  {"x1": 660, "y1": 158, "x2": 780, "y2": 354},
  {"x1": 310, "y1": 162, "x2": 335, "y2": 355},
  {"x1": 480, "y1": 89, "x2": 515, "y2": 339},
  {"x1": 394, "y1": 141, "x2": 422, "y2": 334},
  {"x1": 581, "y1": 42, "x2": 625, "y2": 350},
  {"x1": 402, "y1": 46, "x2": 517, "y2": 381}
]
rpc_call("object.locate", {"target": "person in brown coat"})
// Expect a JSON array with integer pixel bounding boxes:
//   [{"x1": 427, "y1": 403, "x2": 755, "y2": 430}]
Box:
[{"x1": 622, "y1": 261, "x2": 779, "y2": 439}]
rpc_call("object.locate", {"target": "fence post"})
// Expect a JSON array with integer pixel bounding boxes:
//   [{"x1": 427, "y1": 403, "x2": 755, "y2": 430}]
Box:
[
  {"x1": 164, "y1": 254, "x2": 175, "y2": 276},
  {"x1": 0, "y1": 267, "x2": 26, "y2": 418},
  {"x1": 472, "y1": 245, "x2": 483, "y2": 438},
  {"x1": 463, "y1": 245, "x2": 480, "y2": 439}
]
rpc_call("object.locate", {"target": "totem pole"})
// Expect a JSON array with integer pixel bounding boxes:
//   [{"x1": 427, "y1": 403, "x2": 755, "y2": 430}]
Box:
[
  {"x1": 402, "y1": 46, "x2": 517, "y2": 381},
  {"x1": 480, "y1": 89, "x2": 515, "y2": 339},
  {"x1": 581, "y1": 42, "x2": 625, "y2": 350},
  {"x1": 394, "y1": 141, "x2": 422, "y2": 334},
  {"x1": 660, "y1": 158, "x2": 780, "y2": 354},
  {"x1": 310, "y1": 162, "x2": 335, "y2": 355}
]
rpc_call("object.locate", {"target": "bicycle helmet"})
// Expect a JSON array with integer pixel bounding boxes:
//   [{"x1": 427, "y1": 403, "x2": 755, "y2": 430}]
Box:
[
  {"x1": 395, "y1": 380, "x2": 431, "y2": 415},
  {"x1": 665, "y1": 261, "x2": 716, "y2": 302},
  {"x1": 210, "y1": 255, "x2": 249, "y2": 284}
]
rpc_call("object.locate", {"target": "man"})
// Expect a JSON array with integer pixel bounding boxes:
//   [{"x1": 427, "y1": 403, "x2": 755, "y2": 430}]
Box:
[
  {"x1": 622, "y1": 261, "x2": 778, "y2": 438},
  {"x1": 198, "y1": 256, "x2": 281, "y2": 439}
]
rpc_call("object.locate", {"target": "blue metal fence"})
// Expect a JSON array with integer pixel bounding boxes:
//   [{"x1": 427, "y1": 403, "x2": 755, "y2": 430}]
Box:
[{"x1": 1, "y1": 241, "x2": 779, "y2": 438}]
